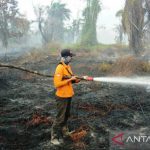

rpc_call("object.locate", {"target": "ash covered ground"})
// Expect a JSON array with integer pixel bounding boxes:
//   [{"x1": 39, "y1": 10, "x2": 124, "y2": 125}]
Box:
[{"x1": 0, "y1": 54, "x2": 150, "y2": 150}]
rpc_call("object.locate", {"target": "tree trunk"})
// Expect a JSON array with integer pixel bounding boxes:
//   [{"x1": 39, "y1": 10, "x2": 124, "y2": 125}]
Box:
[
  {"x1": 123, "y1": 0, "x2": 144, "y2": 56},
  {"x1": 129, "y1": 0, "x2": 144, "y2": 55}
]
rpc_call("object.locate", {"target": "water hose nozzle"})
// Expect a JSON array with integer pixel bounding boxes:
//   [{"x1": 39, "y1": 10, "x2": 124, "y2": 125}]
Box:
[
  {"x1": 86, "y1": 77, "x2": 94, "y2": 81},
  {"x1": 82, "y1": 76, "x2": 94, "y2": 81},
  {"x1": 63, "y1": 75, "x2": 94, "y2": 81}
]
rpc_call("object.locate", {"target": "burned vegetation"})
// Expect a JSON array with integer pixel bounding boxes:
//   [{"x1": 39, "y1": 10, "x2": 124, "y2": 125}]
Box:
[
  {"x1": 0, "y1": 0, "x2": 150, "y2": 149},
  {"x1": 0, "y1": 54, "x2": 150, "y2": 150}
]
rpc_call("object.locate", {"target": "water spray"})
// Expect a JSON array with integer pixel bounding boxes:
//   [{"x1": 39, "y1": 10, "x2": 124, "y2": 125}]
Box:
[
  {"x1": 67, "y1": 75, "x2": 149, "y2": 86},
  {"x1": 82, "y1": 76, "x2": 150, "y2": 86}
]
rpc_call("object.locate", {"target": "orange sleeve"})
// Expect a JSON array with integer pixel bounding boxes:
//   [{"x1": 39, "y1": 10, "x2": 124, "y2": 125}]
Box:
[{"x1": 54, "y1": 65, "x2": 69, "y2": 88}]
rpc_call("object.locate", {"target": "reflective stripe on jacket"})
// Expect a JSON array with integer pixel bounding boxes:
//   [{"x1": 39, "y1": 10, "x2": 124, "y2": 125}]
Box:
[{"x1": 54, "y1": 61, "x2": 74, "y2": 98}]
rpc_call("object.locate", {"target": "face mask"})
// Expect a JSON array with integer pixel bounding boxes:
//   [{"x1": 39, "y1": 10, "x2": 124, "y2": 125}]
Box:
[{"x1": 62, "y1": 56, "x2": 72, "y2": 64}]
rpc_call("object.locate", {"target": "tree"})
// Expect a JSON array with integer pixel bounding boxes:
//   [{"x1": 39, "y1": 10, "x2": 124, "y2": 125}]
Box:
[
  {"x1": 34, "y1": 2, "x2": 71, "y2": 43},
  {"x1": 115, "y1": 25, "x2": 124, "y2": 44},
  {"x1": 33, "y1": 6, "x2": 48, "y2": 43},
  {"x1": 45, "y1": 2, "x2": 70, "y2": 42},
  {"x1": 0, "y1": 0, "x2": 19, "y2": 49},
  {"x1": 122, "y1": 0, "x2": 144, "y2": 55},
  {"x1": 145, "y1": 0, "x2": 150, "y2": 22},
  {"x1": 81, "y1": 0, "x2": 101, "y2": 46},
  {"x1": 10, "y1": 16, "x2": 30, "y2": 39},
  {"x1": 115, "y1": 10, "x2": 124, "y2": 44},
  {"x1": 64, "y1": 19, "x2": 82, "y2": 43},
  {"x1": 143, "y1": 0, "x2": 150, "y2": 45}
]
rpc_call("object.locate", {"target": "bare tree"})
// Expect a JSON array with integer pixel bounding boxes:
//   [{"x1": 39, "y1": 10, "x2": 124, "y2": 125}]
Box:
[
  {"x1": 122, "y1": 0, "x2": 144, "y2": 55},
  {"x1": 0, "y1": 0, "x2": 19, "y2": 49},
  {"x1": 33, "y1": 6, "x2": 48, "y2": 43},
  {"x1": 34, "y1": 2, "x2": 71, "y2": 44}
]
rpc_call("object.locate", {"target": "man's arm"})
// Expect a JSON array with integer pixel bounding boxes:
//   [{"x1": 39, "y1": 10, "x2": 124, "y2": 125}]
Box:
[{"x1": 54, "y1": 65, "x2": 76, "y2": 88}]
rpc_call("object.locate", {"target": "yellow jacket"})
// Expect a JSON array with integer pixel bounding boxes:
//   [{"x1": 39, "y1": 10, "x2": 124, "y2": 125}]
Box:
[{"x1": 54, "y1": 61, "x2": 75, "y2": 98}]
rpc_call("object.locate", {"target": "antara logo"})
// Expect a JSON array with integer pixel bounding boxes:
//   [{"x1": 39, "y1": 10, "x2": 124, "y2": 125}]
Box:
[
  {"x1": 126, "y1": 136, "x2": 150, "y2": 143},
  {"x1": 112, "y1": 132, "x2": 150, "y2": 146},
  {"x1": 112, "y1": 133, "x2": 124, "y2": 146}
]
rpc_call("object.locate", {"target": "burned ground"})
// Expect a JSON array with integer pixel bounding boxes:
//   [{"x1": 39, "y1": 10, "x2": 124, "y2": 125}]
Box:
[{"x1": 0, "y1": 54, "x2": 150, "y2": 150}]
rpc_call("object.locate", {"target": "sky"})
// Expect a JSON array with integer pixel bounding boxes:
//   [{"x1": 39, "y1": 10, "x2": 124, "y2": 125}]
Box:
[{"x1": 17, "y1": 0, "x2": 125, "y2": 44}]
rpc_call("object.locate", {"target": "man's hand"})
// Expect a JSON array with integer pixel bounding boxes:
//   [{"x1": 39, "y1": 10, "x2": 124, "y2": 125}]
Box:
[{"x1": 68, "y1": 76, "x2": 78, "y2": 81}]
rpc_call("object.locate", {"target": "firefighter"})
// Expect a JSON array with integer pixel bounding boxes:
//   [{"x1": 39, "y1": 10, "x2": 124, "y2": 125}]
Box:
[{"x1": 51, "y1": 49, "x2": 80, "y2": 145}]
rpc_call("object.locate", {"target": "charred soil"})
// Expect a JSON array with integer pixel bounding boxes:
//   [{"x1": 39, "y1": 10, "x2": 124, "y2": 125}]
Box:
[{"x1": 0, "y1": 54, "x2": 150, "y2": 150}]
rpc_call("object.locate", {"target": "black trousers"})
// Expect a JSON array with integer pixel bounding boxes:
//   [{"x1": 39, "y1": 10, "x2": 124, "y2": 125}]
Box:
[{"x1": 51, "y1": 96, "x2": 72, "y2": 138}]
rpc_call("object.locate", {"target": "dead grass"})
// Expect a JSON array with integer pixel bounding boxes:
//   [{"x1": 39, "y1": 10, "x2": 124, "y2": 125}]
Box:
[
  {"x1": 141, "y1": 62, "x2": 150, "y2": 72},
  {"x1": 17, "y1": 42, "x2": 61, "y2": 65},
  {"x1": 70, "y1": 129, "x2": 87, "y2": 142},
  {"x1": 17, "y1": 49, "x2": 46, "y2": 65},
  {"x1": 99, "y1": 63, "x2": 112, "y2": 72},
  {"x1": 110, "y1": 56, "x2": 150, "y2": 76},
  {"x1": 26, "y1": 113, "x2": 53, "y2": 127},
  {"x1": 98, "y1": 55, "x2": 150, "y2": 75},
  {"x1": 43, "y1": 42, "x2": 61, "y2": 53},
  {"x1": 72, "y1": 141, "x2": 87, "y2": 150}
]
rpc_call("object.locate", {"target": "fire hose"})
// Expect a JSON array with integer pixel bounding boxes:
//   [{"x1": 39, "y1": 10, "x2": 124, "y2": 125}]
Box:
[{"x1": 0, "y1": 63, "x2": 93, "y2": 81}]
